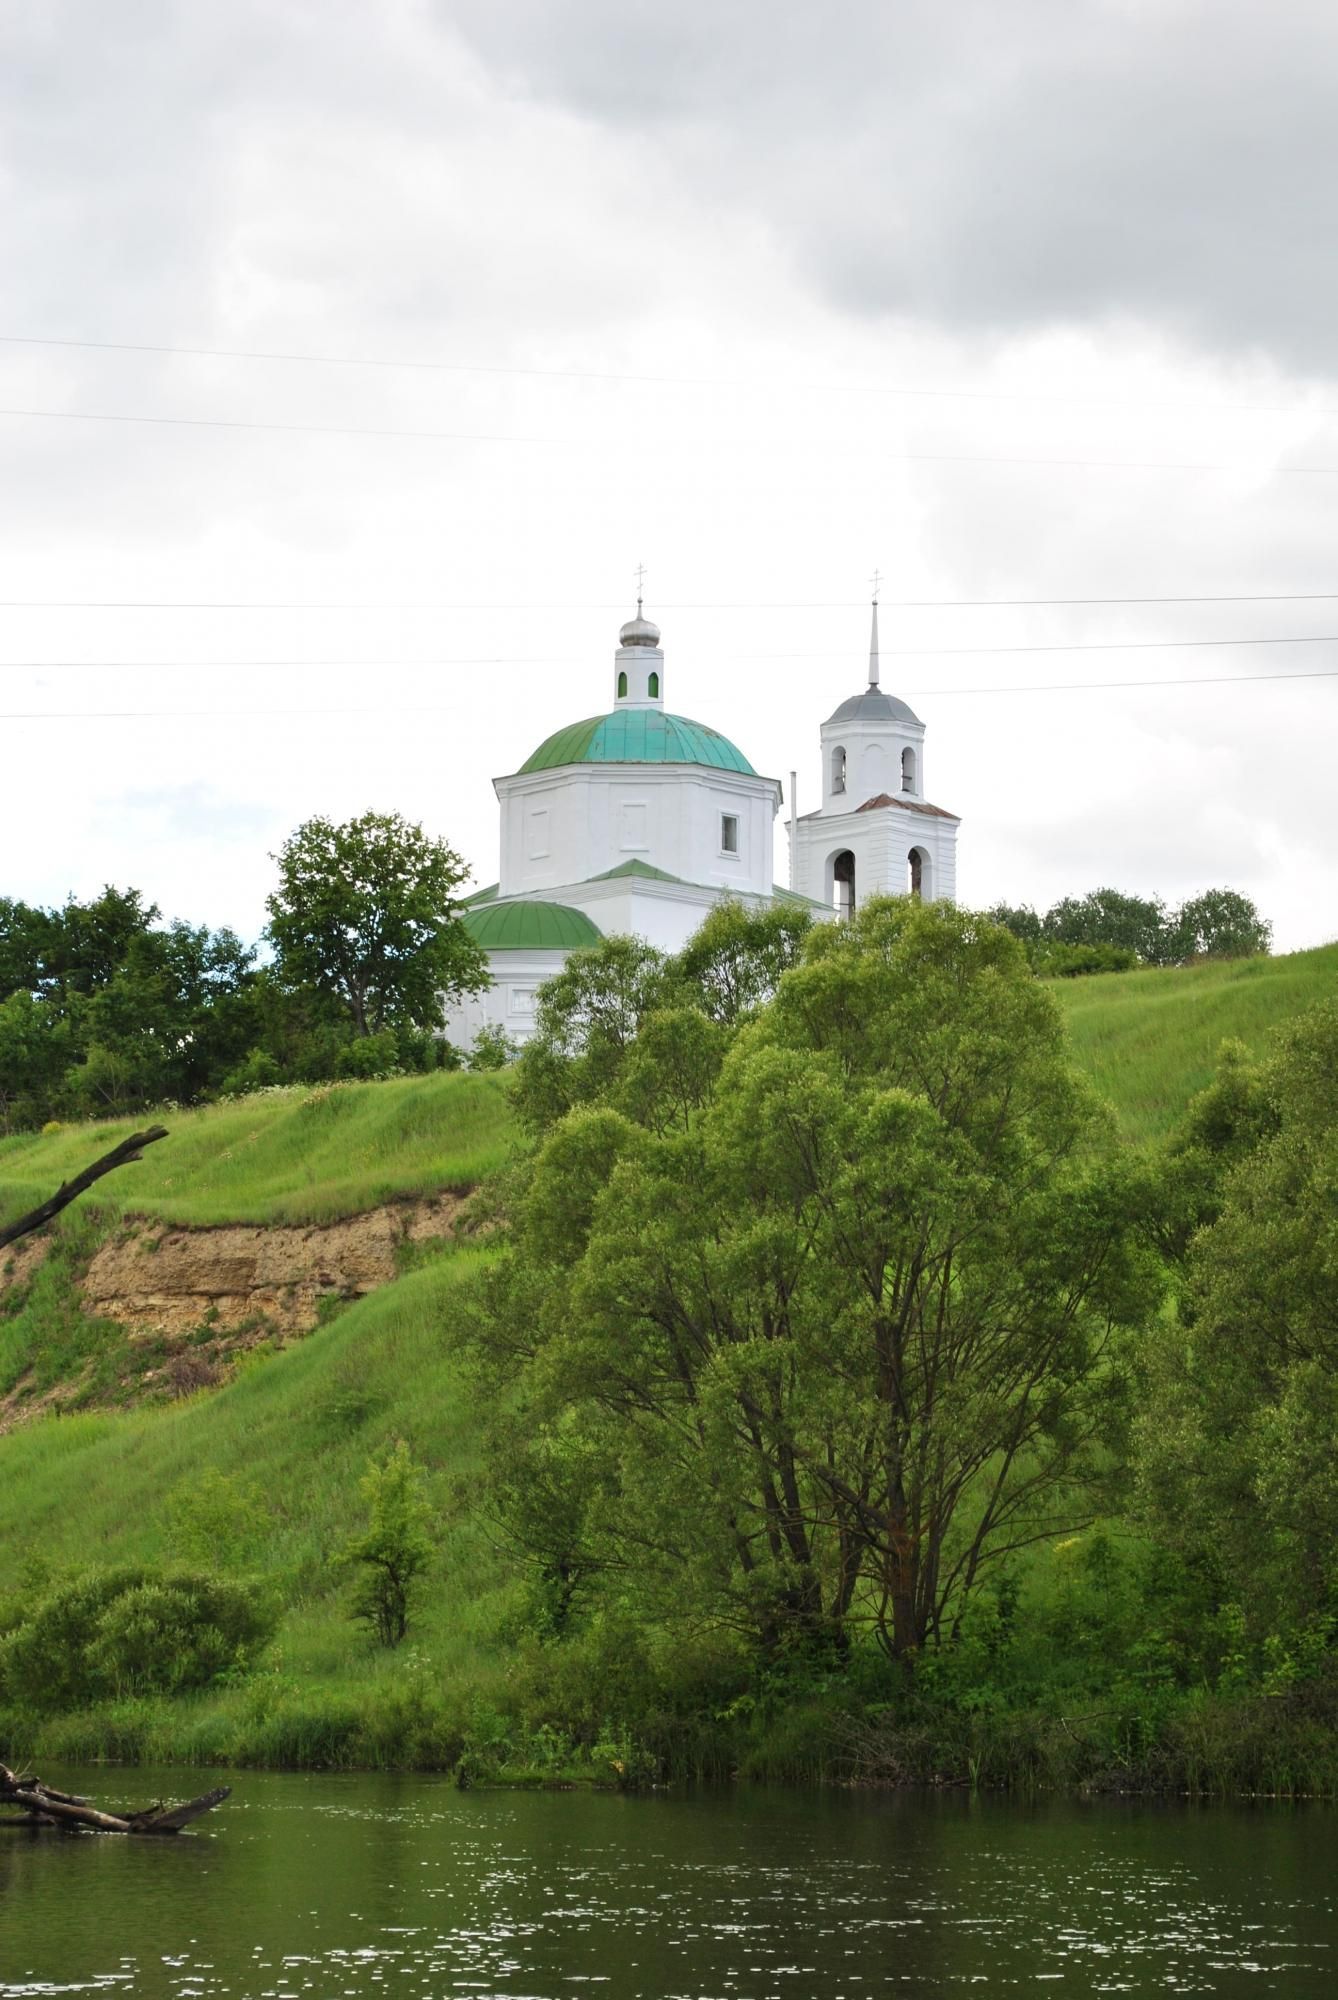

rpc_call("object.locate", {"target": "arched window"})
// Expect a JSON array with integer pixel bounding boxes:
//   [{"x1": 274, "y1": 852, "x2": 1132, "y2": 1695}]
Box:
[
  {"x1": 901, "y1": 746, "x2": 916, "y2": 793},
  {"x1": 831, "y1": 744, "x2": 847, "y2": 794},
  {"x1": 648, "y1": 671, "x2": 659, "y2": 698},
  {"x1": 617, "y1": 669, "x2": 628, "y2": 697},
  {"x1": 908, "y1": 847, "x2": 932, "y2": 899}
]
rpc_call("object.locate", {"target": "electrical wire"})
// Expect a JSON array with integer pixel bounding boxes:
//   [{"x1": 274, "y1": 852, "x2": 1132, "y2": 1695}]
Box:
[
  {"x1": 0, "y1": 332, "x2": 1331, "y2": 421},
  {"x1": 4, "y1": 666, "x2": 1335, "y2": 721},
  {"x1": 4, "y1": 592, "x2": 1338, "y2": 611},
  {"x1": 4, "y1": 401, "x2": 1338, "y2": 477},
  {"x1": 5, "y1": 634, "x2": 1338, "y2": 669}
]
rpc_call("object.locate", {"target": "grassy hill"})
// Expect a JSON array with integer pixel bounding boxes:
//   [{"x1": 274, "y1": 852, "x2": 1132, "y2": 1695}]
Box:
[
  {"x1": 1050, "y1": 940, "x2": 1338, "y2": 1143},
  {"x1": 0, "y1": 942, "x2": 1333, "y2": 1774},
  {"x1": 0, "y1": 1071, "x2": 512, "y2": 1229}
]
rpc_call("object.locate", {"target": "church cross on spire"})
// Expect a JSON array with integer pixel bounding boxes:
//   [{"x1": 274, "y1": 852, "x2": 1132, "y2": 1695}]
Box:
[
  {"x1": 868, "y1": 569, "x2": 882, "y2": 689},
  {"x1": 634, "y1": 562, "x2": 647, "y2": 614}
]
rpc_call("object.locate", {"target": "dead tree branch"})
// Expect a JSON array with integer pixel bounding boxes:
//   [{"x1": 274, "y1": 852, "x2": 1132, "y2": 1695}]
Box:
[
  {"x1": 0, "y1": 1763, "x2": 230, "y2": 1835},
  {"x1": 0, "y1": 1126, "x2": 169, "y2": 1251}
]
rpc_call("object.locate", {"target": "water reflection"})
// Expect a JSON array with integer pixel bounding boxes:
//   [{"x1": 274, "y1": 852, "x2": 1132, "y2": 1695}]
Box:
[{"x1": 0, "y1": 1771, "x2": 1332, "y2": 1996}]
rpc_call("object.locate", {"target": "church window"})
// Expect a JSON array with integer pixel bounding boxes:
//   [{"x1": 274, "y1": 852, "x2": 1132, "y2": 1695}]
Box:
[
  {"x1": 648, "y1": 671, "x2": 659, "y2": 698},
  {"x1": 527, "y1": 808, "x2": 549, "y2": 860},
  {"x1": 902, "y1": 746, "x2": 916, "y2": 793},
  {"x1": 720, "y1": 813, "x2": 739, "y2": 854},
  {"x1": 831, "y1": 745, "x2": 847, "y2": 794},
  {"x1": 617, "y1": 669, "x2": 628, "y2": 697},
  {"x1": 908, "y1": 847, "x2": 927, "y2": 898}
]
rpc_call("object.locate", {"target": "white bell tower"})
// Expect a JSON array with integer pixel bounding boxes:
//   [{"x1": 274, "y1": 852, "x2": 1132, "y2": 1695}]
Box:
[{"x1": 791, "y1": 596, "x2": 960, "y2": 914}]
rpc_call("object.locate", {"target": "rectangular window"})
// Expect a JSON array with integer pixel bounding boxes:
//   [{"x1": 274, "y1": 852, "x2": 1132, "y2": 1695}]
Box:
[
  {"x1": 509, "y1": 987, "x2": 536, "y2": 1017},
  {"x1": 720, "y1": 813, "x2": 739, "y2": 854},
  {"x1": 527, "y1": 809, "x2": 549, "y2": 859},
  {"x1": 620, "y1": 801, "x2": 649, "y2": 850}
]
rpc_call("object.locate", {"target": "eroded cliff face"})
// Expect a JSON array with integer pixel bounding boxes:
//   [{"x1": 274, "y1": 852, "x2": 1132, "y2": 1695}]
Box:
[
  {"x1": 0, "y1": 1191, "x2": 471, "y2": 1427},
  {"x1": 82, "y1": 1194, "x2": 467, "y2": 1338}
]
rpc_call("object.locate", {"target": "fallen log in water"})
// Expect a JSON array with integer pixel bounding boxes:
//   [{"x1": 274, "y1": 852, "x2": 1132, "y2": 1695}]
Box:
[{"x1": 0, "y1": 1763, "x2": 230, "y2": 1835}]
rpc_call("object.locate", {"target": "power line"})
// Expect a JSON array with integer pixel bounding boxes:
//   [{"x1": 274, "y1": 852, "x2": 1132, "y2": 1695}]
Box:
[
  {"x1": 6, "y1": 634, "x2": 1338, "y2": 669},
  {"x1": 4, "y1": 666, "x2": 1335, "y2": 721},
  {"x1": 5, "y1": 402, "x2": 1338, "y2": 478},
  {"x1": 5, "y1": 592, "x2": 1338, "y2": 612},
  {"x1": 1, "y1": 331, "x2": 1331, "y2": 422}
]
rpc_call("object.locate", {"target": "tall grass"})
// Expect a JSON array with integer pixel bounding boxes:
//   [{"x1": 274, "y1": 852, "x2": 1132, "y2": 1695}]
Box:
[
  {"x1": 1051, "y1": 941, "x2": 1338, "y2": 1143},
  {"x1": 0, "y1": 1070, "x2": 514, "y2": 1227}
]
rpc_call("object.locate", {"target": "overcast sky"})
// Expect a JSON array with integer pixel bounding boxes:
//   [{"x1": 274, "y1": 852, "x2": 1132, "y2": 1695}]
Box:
[{"x1": 2, "y1": 0, "x2": 1335, "y2": 951}]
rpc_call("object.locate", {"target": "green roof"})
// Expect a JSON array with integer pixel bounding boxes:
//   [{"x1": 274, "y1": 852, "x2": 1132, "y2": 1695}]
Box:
[
  {"x1": 588, "y1": 858, "x2": 690, "y2": 885},
  {"x1": 462, "y1": 899, "x2": 602, "y2": 952},
  {"x1": 519, "y1": 710, "x2": 755, "y2": 775},
  {"x1": 772, "y1": 882, "x2": 831, "y2": 911},
  {"x1": 461, "y1": 882, "x2": 499, "y2": 907}
]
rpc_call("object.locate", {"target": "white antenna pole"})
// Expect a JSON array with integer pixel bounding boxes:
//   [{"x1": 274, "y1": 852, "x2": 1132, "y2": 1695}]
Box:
[{"x1": 789, "y1": 768, "x2": 798, "y2": 890}]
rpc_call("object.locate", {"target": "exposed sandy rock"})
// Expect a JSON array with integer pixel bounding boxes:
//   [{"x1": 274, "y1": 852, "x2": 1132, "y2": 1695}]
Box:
[
  {"x1": 0, "y1": 1234, "x2": 54, "y2": 1294},
  {"x1": 83, "y1": 1192, "x2": 468, "y2": 1339}
]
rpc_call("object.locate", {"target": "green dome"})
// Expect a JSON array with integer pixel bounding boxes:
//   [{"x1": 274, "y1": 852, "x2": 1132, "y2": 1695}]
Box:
[
  {"x1": 461, "y1": 899, "x2": 602, "y2": 952},
  {"x1": 519, "y1": 710, "x2": 755, "y2": 775}
]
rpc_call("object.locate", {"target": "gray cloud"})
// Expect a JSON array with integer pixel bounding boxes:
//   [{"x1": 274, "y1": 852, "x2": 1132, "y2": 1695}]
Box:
[{"x1": 446, "y1": 0, "x2": 1338, "y2": 374}]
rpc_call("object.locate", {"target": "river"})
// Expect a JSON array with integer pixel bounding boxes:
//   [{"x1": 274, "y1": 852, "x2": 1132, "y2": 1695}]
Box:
[{"x1": 1, "y1": 1768, "x2": 1333, "y2": 1996}]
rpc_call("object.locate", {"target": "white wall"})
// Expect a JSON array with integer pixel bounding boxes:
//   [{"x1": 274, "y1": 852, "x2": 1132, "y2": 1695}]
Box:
[
  {"x1": 442, "y1": 948, "x2": 571, "y2": 1051},
  {"x1": 792, "y1": 802, "x2": 958, "y2": 909},
  {"x1": 496, "y1": 763, "x2": 781, "y2": 902}
]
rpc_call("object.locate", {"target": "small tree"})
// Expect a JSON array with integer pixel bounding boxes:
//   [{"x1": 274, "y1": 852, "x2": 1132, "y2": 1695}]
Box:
[
  {"x1": 339, "y1": 1442, "x2": 434, "y2": 1648},
  {"x1": 1169, "y1": 887, "x2": 1271, "y2": 961},
  {"x1": 266, "y1": 811, "x2": 488, "y2": 1037}
]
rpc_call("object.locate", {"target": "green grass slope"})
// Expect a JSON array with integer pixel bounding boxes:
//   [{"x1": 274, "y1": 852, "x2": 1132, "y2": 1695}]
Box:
[
  {"x1": 0, "y1": 1249, "x2": 524, "y2": 1768},
  {"x1": 1051, "y1": 941, "x2": 1338, "y2": 1143},
  {"x1": 0, "y1": 1070, "x2": 513, "y2": 1228}
]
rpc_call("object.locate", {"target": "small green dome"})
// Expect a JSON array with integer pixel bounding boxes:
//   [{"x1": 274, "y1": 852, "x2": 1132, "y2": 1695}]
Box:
[
  {"x1": 461, "y1": 899, "x2": 602, "y2": 952},
  {"x1": 519, "y1": 710, "x2": 755, "y2": 776}
]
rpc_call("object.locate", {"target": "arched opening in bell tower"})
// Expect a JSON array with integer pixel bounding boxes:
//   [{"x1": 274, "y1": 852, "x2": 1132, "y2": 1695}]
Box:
[
  {"x1": 907, "y1": 846, "x2": 932, "y2": 899},
  {"x1": 833, "y1": 849, "x2": 856, "y2": 919},
  {"x1": 831, "y1": 744, "x2": 847, "y2": 795},
  {"x1": 901, "y1": 746, "x2": 916, "y2": 793}
]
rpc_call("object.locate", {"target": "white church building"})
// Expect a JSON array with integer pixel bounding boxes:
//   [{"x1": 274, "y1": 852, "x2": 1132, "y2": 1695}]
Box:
[{"x1": 445, "y1": 601, "x2": 960, "y2": 1049}]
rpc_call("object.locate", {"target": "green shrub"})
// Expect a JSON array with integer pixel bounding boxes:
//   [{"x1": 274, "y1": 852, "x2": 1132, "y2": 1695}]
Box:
[{"x1": 0, "y1": 1566, "x2": 277, "y2": 1712}]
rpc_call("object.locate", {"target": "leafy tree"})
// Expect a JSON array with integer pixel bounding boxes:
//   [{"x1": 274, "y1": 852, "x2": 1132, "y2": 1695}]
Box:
[
  {"x1": 466, "y1": 899, "x2": 1158, "y2": 1664},
  {"x1": 1169, "y1": 887, "x2": 1271, "y2": 961},
  {"x1": 982, "y1": 901, "x2": 1044, "y2": 945},
  {"x1": 667, "y1": 899, "x2": 813, "y2": 1025},
  {"x1": 1045, "y1": 887, "x2": 1169, "y2": 963},
  {"x1": 266, "y1": 811, "x2": 487, "y2": 1036},
  {"x1": 1137, "y1": 1001, "x2": 1338, "y2": 1647},
  {"x1": 0, "y1": 991, "x2": 74, "y2": 1132},
  {"x1": 468, "y1": 1022, "x2": 520, "y2": 1071},
  {"x1": 511, "y1": 933, "x2": 668, "y2": 1134},
  {"x1": 339, "y1": 1441, "x2": 434, "y2": 1648}
]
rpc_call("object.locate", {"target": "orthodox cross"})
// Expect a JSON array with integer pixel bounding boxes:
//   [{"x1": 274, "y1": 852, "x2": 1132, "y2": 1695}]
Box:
[
  {"x1": 870, "y1": 566, "x2": 883, "y2": 603},
  {"x1": 634, "y1": 562, "x2": 647, "y2": 613}
]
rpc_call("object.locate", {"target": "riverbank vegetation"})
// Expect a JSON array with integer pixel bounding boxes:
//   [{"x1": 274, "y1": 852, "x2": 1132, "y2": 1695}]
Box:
[{"x1": 0, "y1": 910, "x2": 1335, "y2": 1796}]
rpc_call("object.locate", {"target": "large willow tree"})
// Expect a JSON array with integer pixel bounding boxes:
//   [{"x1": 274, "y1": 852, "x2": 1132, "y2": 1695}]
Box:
[{"x1": 463, "y1": 899, "x2": 1157, "y2": 1662}]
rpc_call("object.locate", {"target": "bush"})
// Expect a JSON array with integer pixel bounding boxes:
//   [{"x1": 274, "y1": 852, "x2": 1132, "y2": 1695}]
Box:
[
  {"x1": 0, "y1": 1566, "x2": 277, "y2": 1713},
  {"x1": 219, "y1": 1048, "x2": 283, "y2": 1096},
  {"x1": 334, "y1": 1029, "x2": 402, "y2": 1080}
]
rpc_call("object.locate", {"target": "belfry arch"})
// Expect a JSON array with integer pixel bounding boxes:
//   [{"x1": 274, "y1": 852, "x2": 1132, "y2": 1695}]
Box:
[{"x1": 830, "y1": 848, "x2": 856, "y2": 919}]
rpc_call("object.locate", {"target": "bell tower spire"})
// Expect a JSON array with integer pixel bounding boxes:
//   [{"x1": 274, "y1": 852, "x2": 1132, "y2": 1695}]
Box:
[{"x1": 868, "y1": 568, "x2": 882, "y2": 689}]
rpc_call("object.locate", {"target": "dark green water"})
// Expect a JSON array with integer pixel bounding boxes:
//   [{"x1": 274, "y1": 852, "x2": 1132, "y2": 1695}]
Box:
[{"x1": 1, "y1": 1769, "x2": 1334, "y2": 1997}]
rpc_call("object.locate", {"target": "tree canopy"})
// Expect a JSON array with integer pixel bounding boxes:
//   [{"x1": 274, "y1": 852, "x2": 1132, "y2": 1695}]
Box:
[
  {"x1": 461, "y1": 899, "x2": 1160, "y2": 1664},
  {"x1": 265, "y1": 811, "x2": 487, "y2": 1036}
]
